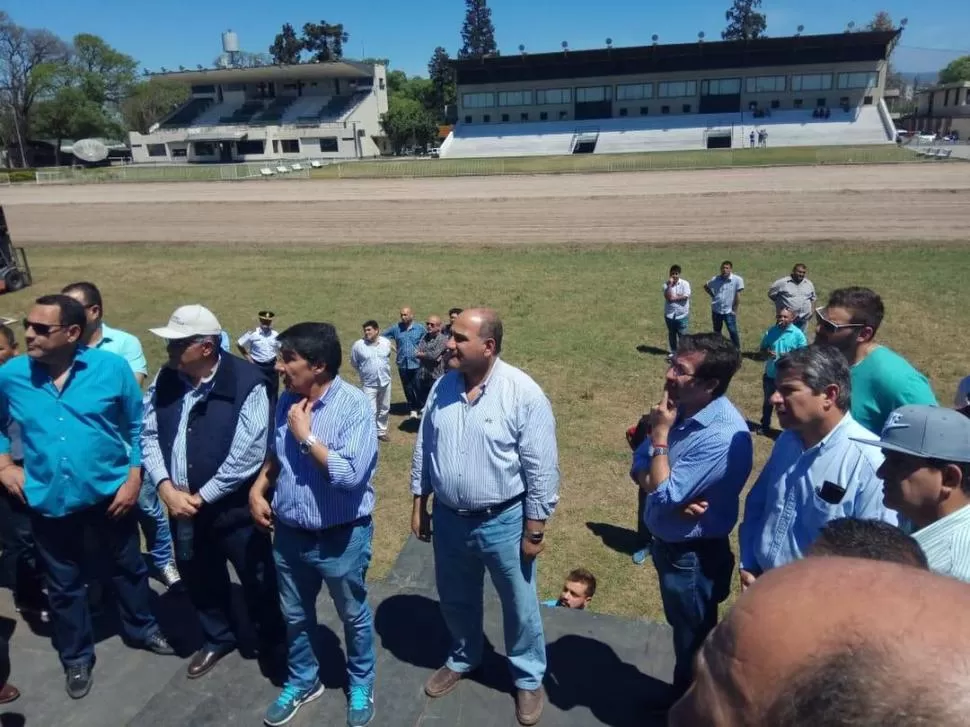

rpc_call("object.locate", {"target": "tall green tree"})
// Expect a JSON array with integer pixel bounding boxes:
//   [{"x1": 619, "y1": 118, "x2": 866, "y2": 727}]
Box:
[
  {"x1": 939, "y1": 56, "x2": 970, "y2": 84},
  {"x1": 382, "y1": 95, "x2": 437, "y2": 153},
  {"x1": 269, "y1": 23, "x2": 303, "y2": 65},
  {"x1": 301, "y1": 21, "x2": 349, "y2": 62},
  {"x1": 121, "y1": 78, "x2": 189, "y2": 133},
  {"x1": 33, "y1": 86, "x2": 118, "y2": 164},
  {"x1": 721, "y1": 0, "x2": 767, "y2": 40},
  {"x1": 459, "y1": 0, "x2": 498, "y2": 59},
  {"x1": 427, "y1": 46, "x2": 456, "y2": 122},
  {"x1": 865, "y1": 11, "x2": 895, "y2": 31},
  {"x1": 70, "y1": 33, "x2": 137, "y2": 105}
]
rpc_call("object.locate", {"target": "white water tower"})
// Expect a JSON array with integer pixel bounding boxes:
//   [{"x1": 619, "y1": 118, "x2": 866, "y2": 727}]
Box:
[{"x1": 221, "y1": 30, "x2": 240, "y2": 67}]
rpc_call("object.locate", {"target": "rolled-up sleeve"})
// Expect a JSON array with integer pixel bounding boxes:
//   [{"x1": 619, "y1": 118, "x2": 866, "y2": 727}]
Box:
[
  {"x1": 630, "y1": 440, "x2": 653, "y2": 485},
  {"x1": 121, "y1": 362, "x2": 143, "y2": 467},
  {"x1": 650, "y1": 434, "x2": 737, "y2": 508},
  {"x1": 410, "y1": 406, "x2": 430, "y2": 497},
  {"x1": 325, "y1": 407, "x2": 377, "y2": 489},
  {"x1": 198, "y1": 386, "x2": 269, "y2": 503},
  {"x1": 519, "y1": 392, "x2": 560, "y2": 521}
]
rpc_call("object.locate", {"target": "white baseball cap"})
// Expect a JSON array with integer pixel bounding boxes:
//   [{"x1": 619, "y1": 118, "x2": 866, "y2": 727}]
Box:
[{"x1": 150, "y1": 304, "x2": 222, "y2": 340}]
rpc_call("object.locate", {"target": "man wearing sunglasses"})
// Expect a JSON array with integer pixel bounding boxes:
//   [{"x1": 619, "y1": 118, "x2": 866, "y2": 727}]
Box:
[
  {"x1": 814, "y1": 287, "x2": 936, "y2": 434},
  {"x1": 415, "y1": 314, "x2": 447, "y2": 411},
  {"x1": 0, "y1": 294, "x2": 173, "y2": 699}
]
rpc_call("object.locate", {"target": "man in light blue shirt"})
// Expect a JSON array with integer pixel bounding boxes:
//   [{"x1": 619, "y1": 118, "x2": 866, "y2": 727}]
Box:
[
  {"x1": 249, "y1": 322, "x2": 378, "y2": 727},
  {"x1": 631, "y1": 333, "x2": 751, "y2": 705},
  {"x1": 0, "y1": 294, "x2": 172, "y2": 699},
  {"x1": 740, "y1": 345, "x2": 895, "y2": 588},
  {"x1": 858, "y1": 405, "x2": 970, "y2": 582},
  {"x1": 62, "y1": 282, "x2": 179, "y2": 590},
  {"x1": 758, "y1": 308, "x2": 807, "y2": 433},
  {"x1": 382, "y1": 307, "x2": 425, "y2": 420},
  {"x1": 703, "y1": 260, "x2": 744, "y2": 349},
  {"x1": 411, "y1": 309, "x2": 559, "y2": 727}
]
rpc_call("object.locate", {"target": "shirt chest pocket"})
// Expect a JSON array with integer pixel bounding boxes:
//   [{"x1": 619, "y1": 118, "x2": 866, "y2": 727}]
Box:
[{"x1": 806, "y1": 480, "x2": 849, "y2": 529}]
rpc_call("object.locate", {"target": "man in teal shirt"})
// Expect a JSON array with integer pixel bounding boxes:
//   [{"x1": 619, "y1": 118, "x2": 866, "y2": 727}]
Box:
[
  {"x1": 815, "y1": 287, "x2": 937, "y2": 433},
  {"x1": 759, "y1": 308, "x2": 807, "y2": 433},
  {"x1": 0, "y1": 295, "x2": 173, "y2": 699},
  {"x1": 62, "y1": 282, "x2": 180, "y2": 590}
]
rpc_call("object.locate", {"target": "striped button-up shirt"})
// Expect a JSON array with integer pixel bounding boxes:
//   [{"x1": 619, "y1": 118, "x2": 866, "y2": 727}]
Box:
[
  {"x1": 141, "y1": 360, "x2": 269, "y2": 503},
  {"x1": 410, "y1": 358, "x2": 560, "y2": 521},
  {"x1": 913, "y1": 504, "x2": 970, "y2": 583},
  {"x1": 271, "y1": 376, "x2": 377, "y2": 530},
  {"x1": 382, "y1": 322, "x2": 426, "y2": 370}
]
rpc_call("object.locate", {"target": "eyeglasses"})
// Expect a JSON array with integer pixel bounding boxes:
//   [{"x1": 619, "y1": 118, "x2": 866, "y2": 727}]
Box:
[
  {"x1": 166, "y1": 337, "x2": 205, "y2": 350},
  {"x1": 815, "y1": 309, "x2": 865, "y2": 334},
  {"x1": 667, "y1": 362, "x2": 698, "y2": 378},
  {"x1": 22, "y1": 319, "x2": 65, "y2": 336}
]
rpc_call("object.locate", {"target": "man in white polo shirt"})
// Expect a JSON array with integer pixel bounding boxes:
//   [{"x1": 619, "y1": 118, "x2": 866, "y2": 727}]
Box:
[
  {"x1": 237, "y1": 310, "x2": 281, "y2": 418},
  {"x1": 662, "y1": 265, "x2": 691, "y2": 356},
  {"x1": 703, "y1": 261, "x2": 744, "y2": 350},
  {"x1": 350, "y1": 320, "x2": 393, "y2": 442}
]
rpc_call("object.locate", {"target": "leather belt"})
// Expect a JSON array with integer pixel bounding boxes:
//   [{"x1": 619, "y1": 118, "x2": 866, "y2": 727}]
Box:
[{"x1": 445, "y1": 493, "x2": 525, "y2": 518}]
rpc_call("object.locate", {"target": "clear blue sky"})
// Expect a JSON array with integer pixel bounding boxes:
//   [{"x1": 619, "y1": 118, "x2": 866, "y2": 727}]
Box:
[{"x1": 6, "y1": 0, "x2": 967, "y2": 77}]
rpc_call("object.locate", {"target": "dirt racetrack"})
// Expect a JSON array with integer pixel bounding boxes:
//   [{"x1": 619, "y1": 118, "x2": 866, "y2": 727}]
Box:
[{"x1": 4, "y1": 164, "x2": 970, "y2": 246}]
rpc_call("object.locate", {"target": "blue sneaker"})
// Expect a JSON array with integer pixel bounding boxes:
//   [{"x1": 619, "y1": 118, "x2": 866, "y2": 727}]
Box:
[
  {"x1": 264, "y1": 680, "x2": 325, "y2": 726},
  {"x1": 347, "y1": 684, "x2": 375, "y2": 727},
  {"x1": 632, "y1": 547, "x2": 649, "y2": 565}
]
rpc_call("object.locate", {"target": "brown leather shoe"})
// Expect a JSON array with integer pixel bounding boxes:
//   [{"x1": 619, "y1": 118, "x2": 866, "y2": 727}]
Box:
[
  {"x1": 187, "y1": 646, "x2": 234, "y2": 679},
  {"x1": 515, "y1": 686, "x2": 545, "y2": 726},
  {"x1": 0, "y1": 683, "x2": 20, "y2": 704},
  {"x1": 424, "y1": 666, "x2": 465, "y2": 698}
]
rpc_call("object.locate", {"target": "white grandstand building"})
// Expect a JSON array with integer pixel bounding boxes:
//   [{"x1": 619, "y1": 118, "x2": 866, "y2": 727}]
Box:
[
  {"x1": 129, "y1": 61, "x2": 388, "y2": 164},
  {"x1": 442, "y1": 30, "x2": 901, "y2": 158}
]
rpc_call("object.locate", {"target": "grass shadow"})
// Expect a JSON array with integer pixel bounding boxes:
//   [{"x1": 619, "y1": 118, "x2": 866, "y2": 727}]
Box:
[
  {"x1": 635, "y1": 345, "x2": 670, "y2": 357},
  {"x1": 586, "y1": 522, "x2": 640, "y2": 557}
]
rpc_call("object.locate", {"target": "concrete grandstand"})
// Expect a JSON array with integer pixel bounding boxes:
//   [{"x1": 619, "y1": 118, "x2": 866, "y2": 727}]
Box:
[
  {"x1": 442, "y1": 30, "x2": 900, "y2": 158},
  {"x1": 129, "y1": 61, "x2": 388, "y2": 164}
]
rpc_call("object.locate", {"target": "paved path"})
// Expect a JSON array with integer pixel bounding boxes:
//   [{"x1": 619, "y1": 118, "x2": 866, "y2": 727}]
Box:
[{"x1": 1, "y1": 538, "x2": 675, "y2": 726}]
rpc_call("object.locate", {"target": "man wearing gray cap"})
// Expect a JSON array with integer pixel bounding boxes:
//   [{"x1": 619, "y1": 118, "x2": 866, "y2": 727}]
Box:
[
  {"x1": 854, "y1": 405, "x2": 970, "y2": 582},
  {"x1": 142, "y1": 305, "x2": 284, "y2": 679}
]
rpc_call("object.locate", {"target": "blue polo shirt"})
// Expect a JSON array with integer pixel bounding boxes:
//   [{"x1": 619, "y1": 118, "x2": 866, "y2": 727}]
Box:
[
  {"x1": 94, "y1": 323, "x2": 148, "y2": 377},
  {"x1": 0, "y1": 347, "x2": 143, "y2": 517}
]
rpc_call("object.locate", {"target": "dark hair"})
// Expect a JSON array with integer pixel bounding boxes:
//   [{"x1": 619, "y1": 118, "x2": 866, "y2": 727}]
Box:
[
  {"x1": 669, "y1": 265, "x2": 682, "y2": 275},
  {"x1": 35, "y1": 294, "x2": 87, "y2": 331},
  {"x1": 566, "y1": 568, "x2": 597, "y2": 598},
  {"x1": 826, "y1": 287, "x2": 885, "y2": 335},
  {"x1": 775, "y1": 344, "x2": 852, "y2": 412},
  {"x1": 922, "y1": 458, "x2": 970, "y2": 496},
  {"x1": 448, "y1": 307, "x2": 463, "y2": 317},
  {"x1": 793, "y1": 263, "x2": 807, "y2": 271},
  {"x1": 0, "y1": 323, "x2": 15, "y2": 347},
  {"x1": 809, "y1": 519, "x2": 928, "y2": 569},
  {"x1": 720, "y1": 260, "x2": 733, "y2": 268},
  {"x1": 362, "y1": 320, "x2": 379, "y2": 330},
  {"x1": 677, "y1": 333, "x2": 741, "y2": 399},
  {"x1": 61, "y1": 281, "x2": 103, "y2": 311},
  {"x1": 278, "y1": 322, "x2": 341, "y2": 376},
  {"x1": 479, "y1": 312, "x2": 504, "y2": 356}
]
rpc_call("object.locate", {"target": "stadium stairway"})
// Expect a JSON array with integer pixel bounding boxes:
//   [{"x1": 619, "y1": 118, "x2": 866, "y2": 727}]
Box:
[{"x1": 2, "y1": 537, "x2": 675, "y2": 726}]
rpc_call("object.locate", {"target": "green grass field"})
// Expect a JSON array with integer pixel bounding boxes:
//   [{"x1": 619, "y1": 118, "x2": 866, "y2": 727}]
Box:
[{"x1": 3, "y1": 241, "x2": 967, "y2": 619}]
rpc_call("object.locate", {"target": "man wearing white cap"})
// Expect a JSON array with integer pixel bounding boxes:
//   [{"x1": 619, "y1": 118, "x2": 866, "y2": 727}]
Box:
[
  {"x1": 856, "y1": 405, "x2": 970, "y2": 582},
  {"x1": 141, "y1": 305, "x2": 285, "y2": 680}
]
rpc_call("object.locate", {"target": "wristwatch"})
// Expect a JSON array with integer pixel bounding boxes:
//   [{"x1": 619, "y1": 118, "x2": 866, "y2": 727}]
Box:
[
  {"x1": 527, "y1": 530, "x2": 545, "y2": 544},
  {"x1": 652, "y1": 445, "x2": 670, "y2": 457},
  {"x1": 299, "y1": 434, "x2": 319, "y2": 455}
]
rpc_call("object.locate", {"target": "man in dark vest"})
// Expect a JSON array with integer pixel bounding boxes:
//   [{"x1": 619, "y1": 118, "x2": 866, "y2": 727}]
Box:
[{"x1": 142, "y1": 304, "x2": 285, "y2": 680}]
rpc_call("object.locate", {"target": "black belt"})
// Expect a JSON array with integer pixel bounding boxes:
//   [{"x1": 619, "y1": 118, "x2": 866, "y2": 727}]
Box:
[{"x1": 444, "y1": 493, "x2": 525, "y2": 518}]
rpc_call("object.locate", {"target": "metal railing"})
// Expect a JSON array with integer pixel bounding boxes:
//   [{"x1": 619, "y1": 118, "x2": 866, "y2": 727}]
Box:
[{"x1": 34, "y1": 160, "x2": 316, "y2": 185}]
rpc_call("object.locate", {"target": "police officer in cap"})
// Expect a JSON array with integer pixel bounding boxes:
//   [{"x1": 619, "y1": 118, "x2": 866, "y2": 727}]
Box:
[{"x1": 237, "y1": 311, "x2": 281, "y2": 417}]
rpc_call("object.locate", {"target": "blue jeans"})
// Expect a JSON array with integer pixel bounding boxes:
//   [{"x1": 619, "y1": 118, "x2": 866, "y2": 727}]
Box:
[
  {"x1": 137, "y1": 479, "x2": 174, "y2": 571},
  {"x1": 761, "y1": 375, "x2": 777, "y2": 430},
  {"x1": 711, "y1": 312, "x2": 740, "y2": 349},
  {"x1": 398, "y1": 367, "x2": 421, "y2": 411},
  {"x1": 432, "y1": 501, "x2": 546, "y2": 690},
  {"x1": 664, "y1": 317, "x2": 689, "y2": 354},
  {"x1": 273, "y1": 518, "x2": 376, "y2": 691},
  {"x1": 652, "y1": 537, "x2": 733, "y2": 697}
]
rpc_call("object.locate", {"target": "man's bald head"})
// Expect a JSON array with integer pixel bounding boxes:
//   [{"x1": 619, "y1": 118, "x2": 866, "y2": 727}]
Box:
[
  {"x1": 669, "y1": 557, "x2": 970, "y2": 726},
  {"x1": 446, "y1": 308, "x2": 503, "y2": 376},
  {"x1": 460, "y1": 308, "x2": 503, "y2": 355}
]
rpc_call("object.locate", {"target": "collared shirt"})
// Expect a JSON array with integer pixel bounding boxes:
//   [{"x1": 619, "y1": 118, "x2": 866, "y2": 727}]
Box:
[
  {"x1": 955, "y1": 375, "x2": 970, "y2": 408},
  {"x1": 141, "y1": 359, "x2": 269, "y2": 503},
  {"x1": 706, "y1": 274, "x2": 745, "y2": 314},
  {"x1": 271, "y1": 376, "x2": 377, "y2": 531},
  {"x1": 760, "y1": 324, "x2": 808, "y2": 379},
  {"x1": 913, "y1": 504, "x2": 970, "y2": 582},
  {"x1": 739, "y1": 414, "x2": 894, "y2": 573},
  {"x1": 411, "y1": 358, "x2": 560, "y2": 521},
  {"x1": 0, "y1": 347, "x2": 142, "y2": 517},
  {"x1": 417, "y1": 331, "x2": 448, "y2": 379},
  {"x1": 768, "y1": 276, "x2": 816, "y2": 321},
  {"x1": 237, "y1": 327, "x2": 280, "y2": 364},
  {"x1": 851, "y1": 346, "x2": 938, "y2": 434},
  {"x1": 382, "y1": 322, "x2": 426, "y2": 370},
  {"x1": 350, "y1": 336, "x2": 392, "y2": 388},
  {"x1": 663, "y1": 279, "x2": 692, "y2": 320},
  {"x1": 631, "y1": 396, "x2": 752, "y2": 542},
  {"x1": 220, "y1": 331, "x2": 231, "y2": 352},
  {"x1": 95, "y1": 323, "x2": 148, "y2": 377}
]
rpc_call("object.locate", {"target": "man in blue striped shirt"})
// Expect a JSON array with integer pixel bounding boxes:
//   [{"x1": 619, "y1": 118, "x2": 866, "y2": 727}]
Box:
[
  {"x1": 631, "y1": 333, "x2": 752, "y2": 708},
  {"x1": 382, "y1": 307, "x2": 425, "y2": 420},
  {"x1": 0, "y1": 295, "x2": 173, "y2": 700},
  {"x1": 411, "y1": 309, "x2": 560, "y2": 727},
  {"x1": 249, "y1": 322, "x2": 378, "y2": 727},
  {"x1": 142, "y1": 304, "x2": 284, "y2": 681}
]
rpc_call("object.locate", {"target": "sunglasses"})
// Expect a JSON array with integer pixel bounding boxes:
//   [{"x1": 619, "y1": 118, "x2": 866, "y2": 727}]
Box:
[
  {"x1": 166, "y1": 337, "x2": 205, "y2": 350},
  {"x1": 815, "y1": 309, "x2": 865, "y2": 334},
  {"x1": 22, "y1": 319, "x2": 66, "y2": 336}
]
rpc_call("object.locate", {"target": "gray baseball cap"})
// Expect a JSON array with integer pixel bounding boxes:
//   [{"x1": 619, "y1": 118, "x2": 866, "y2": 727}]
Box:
[{"x1": 851, "y1": 405, "x2": 970, "y2": 463}]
